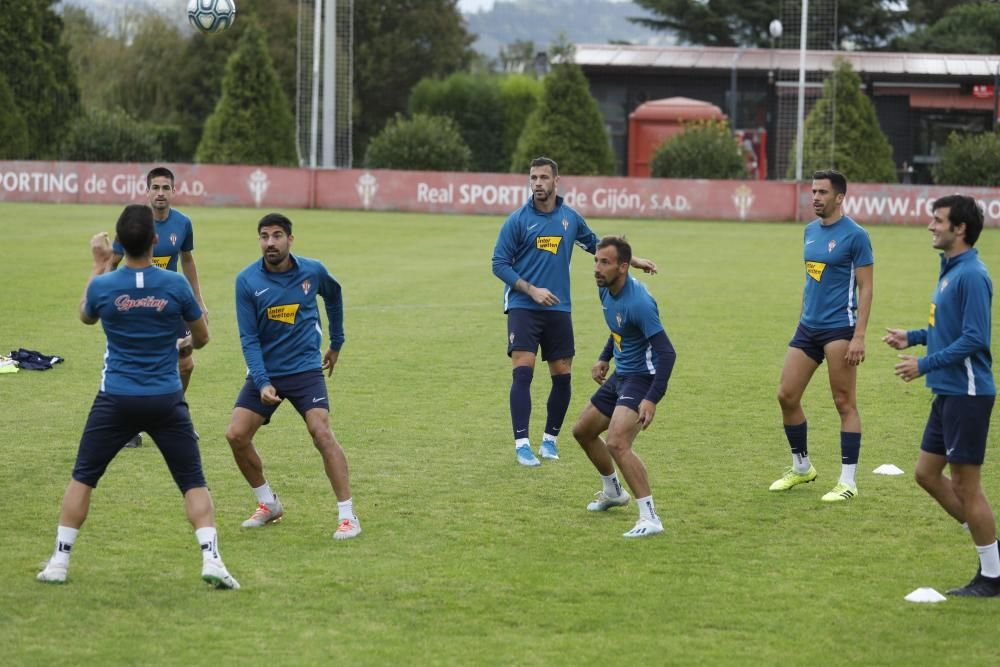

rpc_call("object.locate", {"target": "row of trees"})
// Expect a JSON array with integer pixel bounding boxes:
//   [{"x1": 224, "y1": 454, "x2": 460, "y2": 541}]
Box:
[{"x1": 631, "y1": 0, "x2": 1000, "y2": 53}]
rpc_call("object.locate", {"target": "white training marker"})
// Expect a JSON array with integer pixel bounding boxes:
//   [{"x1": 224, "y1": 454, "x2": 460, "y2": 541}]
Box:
[
  {"x1": 904, "y1": 587, "x2": 946, "y2": 603},
  {"x1": 873, "y1": 464, "x2": 905, "y2": 476}
]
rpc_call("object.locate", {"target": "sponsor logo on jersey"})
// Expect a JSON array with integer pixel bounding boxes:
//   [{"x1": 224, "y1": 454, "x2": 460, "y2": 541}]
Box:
[
  {"x1": 152, "y1": 256, "x2": 170, "y2": 269},
  {"x1": 115, "y1": 294, "x2": 168, "y2": 312},
  {"x1": 611, "y1": 331, "x2": 622, "y2": 352},
  {"x1": 267, "y1": 304, "x2": 300, "y2": 324},
  {"x1": 929, "y1": 302, "x2": 936, "y2": 327},
  {"x1": 302, "y1": 279, "x2": 312, "y2": 295},
  {"x1": 536, "y1": 236, "x2": 562, "y2": 254},
  {"x1": 805, "y1": 261, "x2": 826, "y2": 282},
  {"x1": 828, "y1": 239, "x2": 837, "y2": 253}
]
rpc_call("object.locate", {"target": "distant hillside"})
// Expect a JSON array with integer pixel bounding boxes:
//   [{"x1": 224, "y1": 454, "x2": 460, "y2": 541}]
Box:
[{"x1": 465, "y1": 0, "x2": 674, "y2": 57}]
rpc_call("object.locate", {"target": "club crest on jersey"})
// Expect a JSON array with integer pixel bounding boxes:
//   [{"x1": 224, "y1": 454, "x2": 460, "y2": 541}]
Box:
[
  {"x1": 302, "y1": 279, "x2": 311, "y2": 295},
  {"x1": 939, "y1": 278, "x2": 949, "y2": 293},
  {"x1": 562, "y1": 218, "x2": 569, "y2": 231},
  {"x1": 170, "y1": 233, "x2": 177, "y2": 246},
  {"x1": 616, "y1": 313, "x2": 623, "y2": 328},
  {"x1": 536, "y1": 236, "x2": 562, "y2": 254},
  {"x1": 828, "y1": 239, "x2": 837, "y2": 253},
  {"x1": 267, "y1": 303, "x2": 300, "y2": 325}
]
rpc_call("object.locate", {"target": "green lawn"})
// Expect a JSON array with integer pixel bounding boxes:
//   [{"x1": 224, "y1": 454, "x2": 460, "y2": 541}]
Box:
[{"x1": 2, "y1": 202, "x2": 998, "y2": 666}]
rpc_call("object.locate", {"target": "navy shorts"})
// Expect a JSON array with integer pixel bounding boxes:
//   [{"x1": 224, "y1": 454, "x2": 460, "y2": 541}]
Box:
[
  {"x1": 506, "y1": 308, "x2": 574, "y2": 361},
  {"x1": 788, "y1": 323, "x2": 856, "y2": 364},
  {"x1": 921, "y1": 394, "x2": 995, "y2": 465},
  {"x1": 590, "y1": 373, "x2": 654, "y2": 419},
  {"x1": 73, "y1": 391, "x2": 205, "y2": 493},
  {"x1": 234, "y1": 369, "x2": 329, "y2": 424}
]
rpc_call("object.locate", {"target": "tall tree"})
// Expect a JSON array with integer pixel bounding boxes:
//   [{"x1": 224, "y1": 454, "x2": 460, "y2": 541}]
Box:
[
  {"x1": 354, "y1": 0, "x2": 474, "y2": 163},
  {"x1": 898, "y1": 1, "x2": 1000, "y2": 54},
  {"x1": 793, "y1": 59, "x2": 896, "y2": 183},
  {"x1": 0, "y1": 0, "x2": 80, "y2": 158},
  {"x1": 0, "y1": 73, "x2": 30, "y2": 159},
  {"x1": 630, "y1": 0, "x2": 906, "y2": 50},
  {"x1": 511, "y1": 62, "x2": 615, "y2": 176},
  {"x1": 196, "y1": 18, "x2": 298, "y2": 166}
]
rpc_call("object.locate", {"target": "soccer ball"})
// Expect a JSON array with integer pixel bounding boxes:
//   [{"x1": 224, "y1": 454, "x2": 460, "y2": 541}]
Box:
[{"x1": 187, "y1": 0, "x2": 237, "y2": 34}]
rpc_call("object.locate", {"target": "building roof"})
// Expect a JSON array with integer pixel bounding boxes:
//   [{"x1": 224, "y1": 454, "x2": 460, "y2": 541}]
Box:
[{"x1": 574, "y1": 43, "x2": 1000, "y2": 78}]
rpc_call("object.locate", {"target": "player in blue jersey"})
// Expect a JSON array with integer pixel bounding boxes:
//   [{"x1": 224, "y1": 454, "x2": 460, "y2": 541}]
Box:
[
  {"x1": 571, "y1": 236, "x2": 676, "y2": 537},
  {"x1": 36, "y1": 205, "x2": 238, "y2": 589},
  {"x1": 883, "y1": 194, "x2": 999, "y2": 597},
  {"x1": 492, "y1": 157, "x2": 656, "y2": 467},
  {"x1": 110, "y1": 167, "x2": 207, "y2": 448},
  {"x1": 770, "y1": 170, "x2": 873, "y2": 502},
  {"x1": 224, "y1": 213, "x2": 361, "y2": 541}
]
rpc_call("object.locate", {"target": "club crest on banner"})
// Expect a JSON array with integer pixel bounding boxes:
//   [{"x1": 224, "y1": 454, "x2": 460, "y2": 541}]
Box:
[
  {"x1": 732, "y1": 185, "x2": 754, "y2": 220},
  {"x1": 247, "y1": 169, "x2": 270, "y2": 207},
  {"x1": 357, "y1": 172, "x2": 378, "y2": 210}
]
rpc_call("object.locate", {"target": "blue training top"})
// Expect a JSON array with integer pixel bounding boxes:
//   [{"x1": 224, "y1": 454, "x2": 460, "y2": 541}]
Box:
[
  {"x1": 113, "y1": 208, "x2": 194, "y2": 272},
  {"x1": 491, "y1": 195, "x2": 598, "y2": 313},
  {"x1": 85, "y1": 266, "x2": 202, "y2": 395},
  {"x1": 800, "y1": 215, "x2": 873, "y2": 329},
  {"x1": 907, "y1": 248, "x2": 995, "y2": 396},
  {"x1": 600, "y1": 276, "x2": 666, "y2": 374},
  {"x1": 235, "y1": 254, "x2": 345, "y2": 391}
]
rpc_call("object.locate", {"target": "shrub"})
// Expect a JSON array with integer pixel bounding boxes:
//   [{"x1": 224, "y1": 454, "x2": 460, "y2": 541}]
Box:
[
  {"x1": 364, "y1": 113, "x2": 472, "y2": 171},
  {"x1": 650, "y1": 120, "x2": 746, "y2": 179},
  {"x1": 932, "y1": 130, "x2": 1000, "y2": 186},
  {"x1": 0, "y1": 72, "x2": 29, "y2": 159},
  {"x1": 59, "y1": 107, "x2": 160, "y2": 162}
]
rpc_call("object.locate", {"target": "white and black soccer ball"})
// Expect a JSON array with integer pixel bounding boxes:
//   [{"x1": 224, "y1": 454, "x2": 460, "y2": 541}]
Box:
[{"x1": 186, "y1": 0, "x2": 237, "y2": 34}]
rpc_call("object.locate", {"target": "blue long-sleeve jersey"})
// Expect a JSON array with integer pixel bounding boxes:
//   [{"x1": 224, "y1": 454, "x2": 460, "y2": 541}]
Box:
[
  {"x1": 235, "y1": 254, "x2": 344, "y2": 391},
  {"x1": 113, "y1": 208, "x2": 194, "y2": 272},
  {"x1": 491, "y1": 195, "x2": 598, "y2": 313},
  {"x1": 907, "y1": 248, "x2": 994, "y2": 396}
]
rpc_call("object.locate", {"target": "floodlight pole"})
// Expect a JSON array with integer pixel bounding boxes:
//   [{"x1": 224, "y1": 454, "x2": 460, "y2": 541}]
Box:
[
  {"x1": 322, "y1": 0, "x2": 336, "y2": 167},
  {"x1": 309, "y1": 0, "x2": 322, "y2": 167},
  {"x1": 794, "y1": 0, "x2": 808, "y2": 182}
]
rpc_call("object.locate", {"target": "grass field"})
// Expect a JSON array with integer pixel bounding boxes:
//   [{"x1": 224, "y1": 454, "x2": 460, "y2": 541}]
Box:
[{"x1": 2, "y1": 201, "x2": 999, "y2": 666}]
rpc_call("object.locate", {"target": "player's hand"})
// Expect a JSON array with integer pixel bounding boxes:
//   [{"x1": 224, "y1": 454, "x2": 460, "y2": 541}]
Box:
[
  {"x1": 90, "y1": 232, "x2": 112, "y2": 266},
  {"x1": 845, "y1": 336, "x2": 865, "y2": 366},
  {"x1": 177, "y1": 335, "x2": 193, "y2": 358},
  {"x1": 528, "y1": 285, "x2": 560, "y2": 306},
  {"x1": 322, "y1": 348, "x2": 339, "y2": 377},
  {"x1": 591, "y1": 360, "x2": 609, "y2": 384},
  {"x1": 882, "y1": 328, "x2": 909, "y2": 350},
  {"x1": 631, "y1": 257, "x2": 658, "y2": 275},
  {"x1": 894, "y1": 354, "x2": 921, "y2": 383},
  {"x1": 260, "y1": 384, "x2": 282, "y2": 405},
  {"x1": 637, "y1": 399, "x2": 656, "y2": 429}
]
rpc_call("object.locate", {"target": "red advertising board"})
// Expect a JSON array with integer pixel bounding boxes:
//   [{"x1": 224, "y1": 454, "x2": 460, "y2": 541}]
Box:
[{"x1": 2, "y1": 160, "x2": 999, "y2": 227}]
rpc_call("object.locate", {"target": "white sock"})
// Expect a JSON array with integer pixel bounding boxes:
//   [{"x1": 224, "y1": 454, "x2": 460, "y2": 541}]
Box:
[
  {"x1": 792, "y1": 452, "x2": 811, "y2": 473},
  {"x1": 195, "y1": 527, "x2": 219, "y2": 562},
  {"x1": 51, "y1": 525, "x2": 79, "y2": 566},
  {"x1": 636, "y1": 495, "x2": 658, "y2": 522},
  {"x1": 252, "y1": 482, "x2": 276, "y2": 505},
  {"x1": 839, "y1": 464, "x2": 857, "y2": 486},
  {"x1": 543, "y1": 433, "x2": 557, "y2": 444},
  {"x1": 514, "y1": 438, "x2": 530, "y2": 449},
  {"x1": 600, "y1": 472, "x2": 623, "y2": 498},
  {"x1": 337, "y1": 498, "x2": 355, "y2": 522},
  {"x1": 977, "y1": 540, "x2": 1000, "y2": 578}
]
